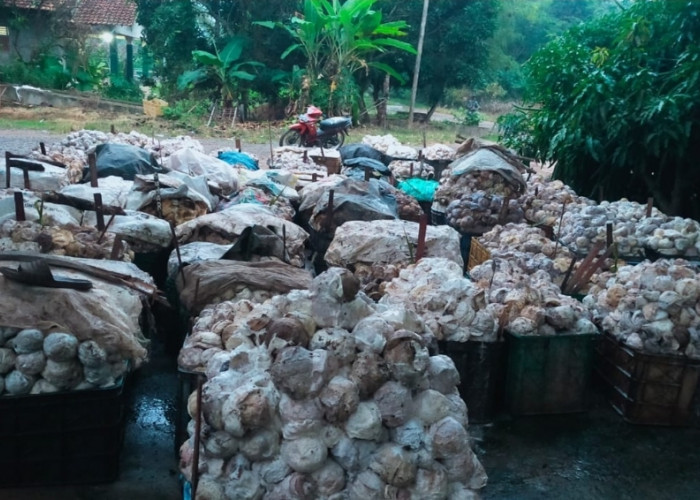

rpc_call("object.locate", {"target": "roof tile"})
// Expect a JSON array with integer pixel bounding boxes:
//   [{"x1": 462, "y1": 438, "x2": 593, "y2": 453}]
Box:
[
  {"x1": 74, "y1": 0, "x2": 136, "y2": 26},
  {"x1": 6, "y1": 0, "x2": 136, "y2": 27}
]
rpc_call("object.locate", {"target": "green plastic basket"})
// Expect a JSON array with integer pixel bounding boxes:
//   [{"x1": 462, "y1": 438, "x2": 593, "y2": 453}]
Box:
[{"x1": 505, "y1": 331, "x2": 599, "y2": 415}]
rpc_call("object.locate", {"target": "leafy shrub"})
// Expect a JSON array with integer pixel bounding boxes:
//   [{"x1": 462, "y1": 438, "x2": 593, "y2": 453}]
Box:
[
  {"x1": 101, "y1": 77, "x2": 143, "y2": 102},
  {"x1": 499, "y1": 0, "x2": 700, "y2": 219},
  {"x1": 162, "y1": 98, "x2": 210, "y2": 121},
  {"x1": 0, "y1": 55, "x2": 71, "y2": 89}
]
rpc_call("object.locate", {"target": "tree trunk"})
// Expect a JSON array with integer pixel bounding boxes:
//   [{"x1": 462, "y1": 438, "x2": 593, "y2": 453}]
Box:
[
  {"x1": 408, "y1": 0, "x2": 430, "y2": 128},
  {"x1": 425, "y1": 100, "x2": 439, "y2": 122},
  {"x1": 375, "y1": 74, "x2": 390, "y2": 128},
  {"x1": 372, "y1": 84, "x2": 381, "y2": 125},
  {"x1": 240, "y1": 90, "x2": 249, "y2": 122},
  {"x1": 354, "y1": 93, "x2": 366, "y2": 124}
]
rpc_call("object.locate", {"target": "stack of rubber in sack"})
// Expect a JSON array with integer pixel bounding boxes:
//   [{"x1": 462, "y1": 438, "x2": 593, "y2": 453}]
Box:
[{"x1": 179, "y1": 269, "x2": 488, "y2": 499}]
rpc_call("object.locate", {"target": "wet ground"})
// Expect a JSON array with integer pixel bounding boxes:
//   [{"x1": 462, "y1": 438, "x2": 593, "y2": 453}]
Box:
[
  {"x1": 4, "y1": 336, "x2": 700, "y2": 500},
  {"x1": 476, "y1": 401, "x2": 700, "y2": 499},
  {"x1": 2, "y1": 130, "x2": 700, "y2": 498},
  {"x1": 3, "y1": 338, "x2": 182, "y2": 500}
]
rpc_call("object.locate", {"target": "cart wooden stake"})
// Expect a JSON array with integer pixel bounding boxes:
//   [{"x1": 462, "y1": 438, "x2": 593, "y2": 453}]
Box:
[
  {"x1": 325, "y1": 189, "x2": 335, "y2": 232},
  {"x1": 191, "y1": 375, "x2": 204, "y2": 497},
  {"x1": 194, "y1": 277, "x2": 201, "y2": 308},
  {"x1": 568, "y1": 244, "x2": 615, "y2": 295},
  {"x1": 497, "y1": 196, "x2": 512, "y2": 225},
  {"x1": 560, "y1": 256, "x2": 578, "y2": 293},
  {"x1": 109, "y1": 236, "x2": 123, "y2": 260},
  {"x1": 88, "y1": 152, "x2": 99, "y2": 187},
  {"x1": 13, "y1": 191, "x2": 25, "y2": 221},
  {"x1": 282, "y1": 224, "x2": 287, "y2": 264},
  {"x1": 170, "y1": 222, "x2": 186, "y2": 285},
  {"x1": 552, "y1": 201, "x2": 568, "y2": 258},
  {"x1": 267, "y1": 121, "x2": 275, "y2": 168},
  {"x1": 94, "y1": 193, "x2": 105, "y2": 231},
  {"x1": 416, "y1": 214, "x2": 428, "y2": 261},
  {"x1": 563, "y1": 241, "x2": 612, "y2": 295},
  {"x1": 97, "y1": 213, "x2": 117, "y2": 244}
]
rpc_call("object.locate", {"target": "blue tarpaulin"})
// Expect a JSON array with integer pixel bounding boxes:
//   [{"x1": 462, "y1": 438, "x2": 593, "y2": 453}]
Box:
[
  {"x1": 218, "y1": 151, "x2": 259, "y2": 170},
  {"x1": 397, "y1": 178, "x2": 439, "y2": 202}
]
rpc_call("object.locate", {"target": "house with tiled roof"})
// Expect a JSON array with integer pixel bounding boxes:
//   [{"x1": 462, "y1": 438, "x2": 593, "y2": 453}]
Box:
[{"x1": 0, "y1": 0, "x2": 140, "y2": 80}]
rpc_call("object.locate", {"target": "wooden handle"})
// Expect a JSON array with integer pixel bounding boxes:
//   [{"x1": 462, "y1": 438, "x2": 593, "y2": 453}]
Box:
[
  {"x1": 94, "y1": 193, "x2": 105, "y2": 231},
  {"x1": 5, "y1": 151, "x2": 11, "y2": 188},
  {"x1": 89, "y1": 152, "x2": 98, "y2": 187},
  {"x1": 13, "y1": 191, "x2": 25, "y2": 221},
  {"x1": 416, "y1": 214, "x2": 428, "y2": 261},
  {"x1": 191, "y1": 375, "x2": 204, "y2": 497},
  {"x1": 109, "y1": 235, "x2": 122, "y2": 260},
  {"x1": 325, "y1": 190, "x2": 335, "y2": 232}
]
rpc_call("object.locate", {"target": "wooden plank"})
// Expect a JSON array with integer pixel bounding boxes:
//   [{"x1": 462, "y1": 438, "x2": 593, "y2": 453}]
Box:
[{"x1": 41, "y1": 192, "x2": 126, "y2": 215}]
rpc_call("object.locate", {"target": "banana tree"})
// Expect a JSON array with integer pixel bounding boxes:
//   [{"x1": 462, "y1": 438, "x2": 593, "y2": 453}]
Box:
[
  {"x1": 258, "y1": 0, "x2": 416, "y2": 115},
  {"x1": 177, "y1": 36, "x2": 264, "y2": 112}
]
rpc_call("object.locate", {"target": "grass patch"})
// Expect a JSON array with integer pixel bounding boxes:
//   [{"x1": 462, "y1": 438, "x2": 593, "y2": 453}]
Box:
[
  {"x1": 0, "y1": 104, "x2": 499, "y2": 147},
  {"x1": 0, "y1": 118, "x2": 75, "y2": 133}
]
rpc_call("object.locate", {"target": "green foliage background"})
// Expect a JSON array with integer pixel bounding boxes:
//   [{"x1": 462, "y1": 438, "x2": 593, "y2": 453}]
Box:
[{"x1": 499, "y1": 0, "x2": 700, "y2": 219}]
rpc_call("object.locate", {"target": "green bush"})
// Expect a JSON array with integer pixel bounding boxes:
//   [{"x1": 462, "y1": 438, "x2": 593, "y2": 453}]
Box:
[
  {"x1": 0, "y1": 55, "x2": 71, "y2": 89},
  {"x1": 443, "y1": 87, "x2": 471, "y2": 109},
  {"x1": 495, "y1": 67, "x2": 526, "y2": 98},
  {"x1": 452, "y1": 107, "x2": 481, "y2": 127},
  {"x1": 499, "y1": 0, "x2": 700, "y2": 219},
  {"x1": 101, "y1": 77, "x2": 143, "y2": 102},
  {"x1": 162, "y1": 98, "x2": 210, "y2": 121}
]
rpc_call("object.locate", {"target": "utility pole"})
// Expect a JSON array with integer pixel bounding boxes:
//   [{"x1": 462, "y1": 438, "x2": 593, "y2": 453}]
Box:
[{"x1": 408, "y1": 0, "x2": 430, "y2": 128}]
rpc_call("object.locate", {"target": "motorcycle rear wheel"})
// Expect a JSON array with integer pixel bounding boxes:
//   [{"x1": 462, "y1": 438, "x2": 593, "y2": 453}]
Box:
[
  {"x1": 320, "y1": 133, "x2": 345, "y2": 149},
  {"x1": 279, "y1": 130, "x2": 303, "y2": 147}
]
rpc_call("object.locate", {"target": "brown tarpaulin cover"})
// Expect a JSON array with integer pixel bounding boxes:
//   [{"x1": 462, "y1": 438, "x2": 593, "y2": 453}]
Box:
[
  {"x1": 176, "y1": 259, "x2": 312, "y2": 315},
  {"x1": 0, "y1": 258, "x2": 150, "y2": 367}
]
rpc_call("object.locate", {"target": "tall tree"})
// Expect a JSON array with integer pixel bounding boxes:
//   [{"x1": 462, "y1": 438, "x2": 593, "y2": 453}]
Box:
[
  {"x1": 388, "y1": 0, "x2": 499, "y2": 119},
  {"x1": 177, "y1": 36, "x2": 263, "y2": 112},
  {"x1": 484, "y1": 0, "x2": 616, "y2": 97},
  {"x1": 408, "y1": 0, "x2": 429, "y2": 127},
  {"x1": 262, "y1": 0, "x2": 416, "y2": 116},
  {"x1": 135, "y1": 0, "x2": 205, "y2": 89},
  {"x1": 499, "y1": 0, "x2": 700, "y2": 219}
]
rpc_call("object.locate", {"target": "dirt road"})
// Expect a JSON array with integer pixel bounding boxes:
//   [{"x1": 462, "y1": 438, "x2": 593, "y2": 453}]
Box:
[{"x1": 0, "y1": 129, "x2": 274, "y2": 163}]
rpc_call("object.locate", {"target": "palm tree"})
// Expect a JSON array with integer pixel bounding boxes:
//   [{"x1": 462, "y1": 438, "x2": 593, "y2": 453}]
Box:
[{"x1": 177, "y1": 36, "x2": 264, "y2": 114}]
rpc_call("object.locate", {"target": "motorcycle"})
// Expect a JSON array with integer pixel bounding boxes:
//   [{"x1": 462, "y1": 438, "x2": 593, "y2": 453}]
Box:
[{"x1": 279, "y1": 105, "x2": 352, "y2": 149}]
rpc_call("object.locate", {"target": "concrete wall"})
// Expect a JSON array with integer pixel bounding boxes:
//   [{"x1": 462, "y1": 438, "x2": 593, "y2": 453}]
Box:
[
  {"x1": 0, "y1": 84, "x2": 143, "y2": 114},
  {"x1": 0, "y1": 13, "x2": 56, "y2": 65}
]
